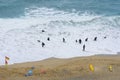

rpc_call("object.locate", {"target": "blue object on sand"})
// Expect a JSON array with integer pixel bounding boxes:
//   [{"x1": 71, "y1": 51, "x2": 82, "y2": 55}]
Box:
[
  {"x1": 28, "y1": 70, "x2": 33, "y2": 75},
  {"x1": 25, "y1": 70, "x2": 33, "y2": 77}
]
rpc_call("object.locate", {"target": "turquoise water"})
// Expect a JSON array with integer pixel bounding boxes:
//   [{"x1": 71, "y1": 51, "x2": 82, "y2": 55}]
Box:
[{"x1": 0, "y1": 0, "x2": 120, "y2": 18}]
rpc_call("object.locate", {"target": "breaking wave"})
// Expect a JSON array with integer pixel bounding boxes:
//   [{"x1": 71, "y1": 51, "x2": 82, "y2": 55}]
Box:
[{"x1": 0, "y1": 7, "x2": 120, "y2": 65}]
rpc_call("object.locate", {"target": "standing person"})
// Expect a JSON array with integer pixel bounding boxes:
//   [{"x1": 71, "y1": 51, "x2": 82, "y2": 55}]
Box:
[
  {"x1": 79, "y1": 39, "x2": 82, "y2": 44},
  {"x1": 42, "y1": 42, "x2": 45, "y2": 47},
  {"x1": 85, "y1": 38, "x2": 88, "y2": 42},
  {"x1": 63, "y1": 38, "x2": 66, "y2": 43},
  {"x1": 75, "y1": 40, "x2": 78, "y2": 43},
  {"x1": 94, "y1": 37, "x2": 97, "y2": 41},
  {"x1": 83, "y1": 44, "x2": 85, "y2": 51},
  {"x1": 47, "y1": 37, "x2": 50, "y2": 41}
]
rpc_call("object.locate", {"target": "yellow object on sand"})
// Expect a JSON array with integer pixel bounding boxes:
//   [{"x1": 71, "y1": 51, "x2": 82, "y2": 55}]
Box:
[
  {"x1": 89, "y1": 64, "x2": 94, "y2": 72},
  {"x1": 108, "y1": 65, "x2": 113, "y2": 72}
]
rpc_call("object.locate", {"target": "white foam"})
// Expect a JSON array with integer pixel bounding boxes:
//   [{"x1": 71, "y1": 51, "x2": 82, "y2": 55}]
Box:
[{"x1": 0, "y1": 7, "x2": 120, "y2": 65}]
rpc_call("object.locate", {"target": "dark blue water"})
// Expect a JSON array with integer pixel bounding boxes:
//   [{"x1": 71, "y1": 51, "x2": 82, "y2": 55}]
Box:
[{"x1": 0, "y1": 0, "x2": 120, "y2": 18}]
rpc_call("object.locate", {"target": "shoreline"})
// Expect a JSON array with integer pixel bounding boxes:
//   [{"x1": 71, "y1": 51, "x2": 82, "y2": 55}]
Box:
[{"x1": 1, "y1": 53, "x2": 119, "y2": 66}]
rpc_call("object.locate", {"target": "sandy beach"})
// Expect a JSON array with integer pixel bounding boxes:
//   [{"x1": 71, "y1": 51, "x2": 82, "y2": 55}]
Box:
[{"x1": 0, "y1": 55, "x2": 120, "y2": 80}]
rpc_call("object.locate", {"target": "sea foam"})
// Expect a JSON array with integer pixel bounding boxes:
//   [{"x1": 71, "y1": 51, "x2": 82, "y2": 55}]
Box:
[{"x1": 0, "y1": 7, "x2": 120, "y2": 65}]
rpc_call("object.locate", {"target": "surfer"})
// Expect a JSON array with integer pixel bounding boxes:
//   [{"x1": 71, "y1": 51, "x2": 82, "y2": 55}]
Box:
[
  {"x1": 94, "y1": 37, "x2": 97, "y2": 41},
  {"x1": 79, "y1": 39, "x2": 82, "y2": 44},
  {"x1": 85, "y1": 38, "x2": 88, "y2": 42},
  {"x1": 42, "y1": 42, "x2": 45, "y2": 47},
  {"x1": 47, "y1": 37, "x2": 50, "y2": 41},
  {"x1": 42, "y1": 30, "x2": 45, "y2": 32},
  {"x1": 75, "y1": 40, "x2": 78, "y2": 43},
  {"x1": 83, "y1": 44, "x2": 85, "y2": 51},
  {"x1": 63, "y1": 38, "x2": 66, "y2": 43}
]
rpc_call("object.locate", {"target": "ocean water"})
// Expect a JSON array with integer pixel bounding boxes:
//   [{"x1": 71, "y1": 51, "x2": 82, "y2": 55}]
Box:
[{"x1": 0, "y1": 0, "x2": 120, "y2": 65}]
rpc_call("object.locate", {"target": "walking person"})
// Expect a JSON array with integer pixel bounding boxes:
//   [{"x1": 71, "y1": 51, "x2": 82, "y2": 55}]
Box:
[
  {"x1": 83, "y1": 44, "x2": 85, "y2": 51},
  {"x1": 63, "y1": 38, "x2": 66, "y2": 43}
]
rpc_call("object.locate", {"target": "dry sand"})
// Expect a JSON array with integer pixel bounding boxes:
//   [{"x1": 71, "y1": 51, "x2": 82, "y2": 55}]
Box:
[{"x1": 0, "y1": 55, "x2": 120, "y2": 80}]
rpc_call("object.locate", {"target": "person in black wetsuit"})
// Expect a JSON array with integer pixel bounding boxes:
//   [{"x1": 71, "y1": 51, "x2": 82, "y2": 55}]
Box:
[
  {"x1": 42, "y1": 30, "x2": 45, "y2": 32},
  {"x1": 85, "y1": 38, "x2": 88, "y2": 42},
  {"x1": 83, "y1": 44, "x2": 85, "y2": 51},
  {"x1": 47, "y1": 37, "x2": 50, "y2": 41},
  {"x1": 63, "y1": 38, "x2": 66, "y2": 43},
  {"x1": 94, "y1": 37, "x2": 97, "y2": 41},
  {"x1": 79, "y1": 39, "x2": 82, "y2": 44},
  {"x1": 42, "y1": 42, "x2": 45, "y2": 47},
  {"x1": 75, "y1": 40, "x2": 78, "y2": 43}
]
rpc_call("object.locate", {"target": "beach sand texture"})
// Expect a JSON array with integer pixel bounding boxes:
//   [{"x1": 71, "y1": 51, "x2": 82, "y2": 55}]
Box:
[{"x1": 0, "y1": 55, "x2": 120, "y2": 80}]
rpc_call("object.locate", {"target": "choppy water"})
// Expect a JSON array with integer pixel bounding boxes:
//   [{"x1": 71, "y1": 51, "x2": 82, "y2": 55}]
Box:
[
  {"x1": 0, "y1": 0, "x2": 120, "y2": 65},
  {"x1": 0, "y1": 0, "x2": 120, "y2": 18}
]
